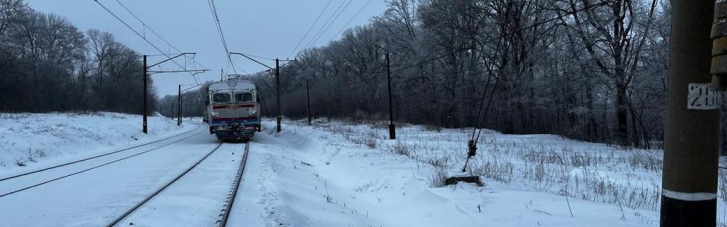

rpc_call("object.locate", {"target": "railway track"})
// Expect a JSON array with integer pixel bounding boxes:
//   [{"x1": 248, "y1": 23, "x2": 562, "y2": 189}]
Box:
[
  {"x1": 217, "y1": 141, "x2": 250, "y2": 227},
  {"x1": 105, "y1": 142, "x2": 250, "y2": 227},
  {"x1": 0, "y1": 124, "x2": 203, "y2": 182},
  {"x1": 0, "y1": 125, "x2": 205, "y2": 198}
]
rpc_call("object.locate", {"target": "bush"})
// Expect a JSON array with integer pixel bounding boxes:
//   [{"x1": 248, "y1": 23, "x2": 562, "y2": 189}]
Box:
[{"x1": 429, "y1": 168, "x2": 448, "y2": 187}]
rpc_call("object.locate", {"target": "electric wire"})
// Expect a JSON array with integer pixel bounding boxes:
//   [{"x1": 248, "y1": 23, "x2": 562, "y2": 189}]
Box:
[
  {"x1": 206, "y1": 0, "x2": 242, "y2": 75},
  {"x1": 328, "y1": 0, "x2": 372, "y2": 43},
  {"x1": 304, "y1": 0, "x2": 351, "y2": 50},
  {"x1": 113, "y1": 0, "x2": 208, "y2": 74},
  {"x1": 307, "y1": 0, "x2": 353, "y2": 49},
  {"x1": 244, "y1": 53, "x2": 277, "y2": 61},
  {"x1": 114, "y1": 1, "x2": 204, "y2": 84},
  {"x1": 94, "y1": 0, "x2": 204, "y2": 85},
  {"x1": 288, "y1": 0, "x2": 333, "y2": 58},
  {"x1": 296, "y1": 1, "x2": 611, "y2": 147}
]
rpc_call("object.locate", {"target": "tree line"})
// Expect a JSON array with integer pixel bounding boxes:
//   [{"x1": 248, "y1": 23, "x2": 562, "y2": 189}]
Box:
[
  {"x1": 157, "y1": 87, "x2": 206, "y2": 120},
  {"x1": 0, "y1": 0, "x2": 157, "y2": 114},
  {"x1": 4, "y1": 0, "x2": 724, "y2": 151},
  {"x1": 248, "y1": 0, "x2": 727, "y2": 149}
]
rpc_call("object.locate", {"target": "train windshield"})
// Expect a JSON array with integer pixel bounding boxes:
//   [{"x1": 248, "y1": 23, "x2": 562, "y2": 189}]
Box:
[
  {"x1": 213, "y1": 93, "x2": 231, "y2": 103},
  {"x1": 234, "y1": 93, "x2": 253, "y2": 102}
]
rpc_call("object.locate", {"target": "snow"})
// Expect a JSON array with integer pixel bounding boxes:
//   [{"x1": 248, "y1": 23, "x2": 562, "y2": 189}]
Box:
[
  {"x1": 228, "y1": 119, "x2": 665, "y2": 226},
  {"x1": 116, "y1": 143, "x2": 246, "y2": 227},
  {"x1": 0, "y1": 112, "x2": 195, "y2": 175},
  {"x1": 2, "y1": 113, "x2": 727, "y2": 226},
  {"x1": 208, "y1": 79, "x2": 256, "y2": 91},
  {"x1": 0, "y1": 125, "x2": 219, "y2": 226}
]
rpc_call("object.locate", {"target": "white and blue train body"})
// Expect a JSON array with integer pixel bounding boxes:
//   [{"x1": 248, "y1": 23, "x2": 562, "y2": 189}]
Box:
[{"x1": 205, "y1": 79, "x2": 261, "y2": 141}]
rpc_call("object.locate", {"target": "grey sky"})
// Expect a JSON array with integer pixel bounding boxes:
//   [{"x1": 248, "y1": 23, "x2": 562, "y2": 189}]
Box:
[{"x1": 24, "y1": 0, "x2": 388, "y2": 97}]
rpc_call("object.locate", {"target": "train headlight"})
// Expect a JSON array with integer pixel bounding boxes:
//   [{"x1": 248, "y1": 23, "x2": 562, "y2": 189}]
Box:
[
  {"x1": 248, "y1": 109, "x2": 257, "y2": 116},
  {"x1": 211, "y1": 111, "x2": 219, "y2": 117}
]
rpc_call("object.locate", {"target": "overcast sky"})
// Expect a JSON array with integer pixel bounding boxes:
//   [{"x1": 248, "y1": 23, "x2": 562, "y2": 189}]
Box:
[{"x1": 24, "y1": 0, "x2": 387, "y2": 97}]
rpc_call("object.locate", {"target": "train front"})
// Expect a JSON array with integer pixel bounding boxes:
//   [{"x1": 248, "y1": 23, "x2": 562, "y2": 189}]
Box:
[{"x1": 207, "y1": 80, "x2": 260, "y2": 142}]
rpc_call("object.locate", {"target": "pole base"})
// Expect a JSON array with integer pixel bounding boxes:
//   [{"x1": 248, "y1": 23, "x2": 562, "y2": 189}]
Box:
[
  {"x1": 388, "y1": 124, "x2": 396, "y2": 139},
  {"x1": 660, "y1": 195, "x2": 716, "y2": 227}
]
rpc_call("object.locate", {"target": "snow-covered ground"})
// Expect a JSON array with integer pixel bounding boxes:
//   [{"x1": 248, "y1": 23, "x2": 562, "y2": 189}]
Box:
[
  {"x1": 230, "y1": 119, "x2": 671, "y2": 226},
  {"x1": 0, "y1": 112, "x2": 195, "y2": 175},
  {"x1": 3, "y1": 113, "x2": 727, "y2": 226}
]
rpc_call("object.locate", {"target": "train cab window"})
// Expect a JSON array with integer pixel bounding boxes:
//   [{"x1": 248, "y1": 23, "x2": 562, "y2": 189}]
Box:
[
  {"x1": 234, "y1": 93, "x2": 253, "y2": 102},
  {"x1": 213, "y1": 93, "x2": 231, "y2": 103}
]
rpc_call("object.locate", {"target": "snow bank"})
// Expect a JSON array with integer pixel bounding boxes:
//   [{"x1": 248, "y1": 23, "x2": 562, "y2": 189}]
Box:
[
  {"x1": 0, "y1": 112, "x2": 194, "y2": 173},
  {"x1": 244, "y1": 118, "x2": 667, "y2": 226}
]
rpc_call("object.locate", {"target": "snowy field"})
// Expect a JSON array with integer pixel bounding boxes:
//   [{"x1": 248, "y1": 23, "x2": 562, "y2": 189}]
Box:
[
  {"x1": 3, "y1": 112, "x2": 727, "y2": 226},
  {"x1": 234, "y1": 119, "x2": 667, "y2": 226},
  {"x1": 0, "y1": 112, "x2": 195, "y2": 175}
]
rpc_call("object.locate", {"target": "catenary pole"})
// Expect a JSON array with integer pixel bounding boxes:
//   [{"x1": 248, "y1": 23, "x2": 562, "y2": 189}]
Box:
[{"x1": 660, "y1": 1, "x2": 719, "y2": 226}]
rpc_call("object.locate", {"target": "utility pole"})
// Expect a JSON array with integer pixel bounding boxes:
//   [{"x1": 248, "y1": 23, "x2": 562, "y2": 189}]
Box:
[
  {"x1": 178, "y1": 84, "x2": 182, "y2": 126},
  {"x1": 142, "y1": 53, "x2": 205, "y2": 133},
  {"x1": 716, "y1": 0, "x2": 727, "y2": 157},
  {"x1": 228, "y1": 52, "x2": 293, "y2": 132},
  {"x1": 307, "y1": 79, "x2": 311, "y2": 125},
  {"x1": 661, "y1": 1, "x2": 719, "y2": 226},
  {"x1": 143, "y1": 55, "x2": 148, "y2": 134},
  {"x1": 276, "y1": 58, "x2": 281, "y2": 133},
  {"x1": 386, "y1": 52, "x2": 396, "y2": 139}
]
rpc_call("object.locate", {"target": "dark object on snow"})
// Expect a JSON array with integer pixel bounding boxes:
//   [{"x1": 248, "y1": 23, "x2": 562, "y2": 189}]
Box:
[
  {"x1": 445, "y1": 176, "x2": 482, "y2": 187},
  {"x1": 461, "y1": 140, "x2": 478, "y2": 172},
  {"x1": 467, "y1": 140, "x2": 477, "y2": 157}
]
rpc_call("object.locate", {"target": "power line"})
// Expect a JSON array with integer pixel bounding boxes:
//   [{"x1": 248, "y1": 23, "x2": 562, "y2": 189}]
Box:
[
  {"x1": 113, "y1": 0, "x2": 208, "y2": 79},
  {"x1": 298, "y1": 1, "x2": 610, "y2": 96},
  {"x1": 143, "y1": 53, "x2": 188, "y2": 57},
  {"x1": 307, "y1": 0, "x2": 353, "y2": 49},
  {"x1": 244, "y1": 53, "x2": 277, "y2": 61},
  {"x1": 288, "y1": 0, "x2": 333, "y2": 59},
  {"x1": 328, "y1": 0, "x2": 372, "y2": 42},
  {"x1": 207, "y1": 0, "x2": 236, "y2": 74},
  {"x1": 94, "y1": 0, "x2": 204, "y2": 84},
  {"x1": 305, "y1": 0, "x2": 352, "y2": 50},
  {"x1": 231, "y1": 52, "x2": 274, "y2": 70},
  {"x1": 206, "y1": 0, "x2": 239, "y2": 75}
]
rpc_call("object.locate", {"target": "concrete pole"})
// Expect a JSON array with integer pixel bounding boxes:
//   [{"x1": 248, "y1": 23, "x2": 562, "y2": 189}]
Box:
[
  {"x1": 178, "y1": 85, "x2": 182, "y2": 126},
  {"x1": 143, "y1": 55, "x2": 148, "y2": 134},
  {"x1": 386, "y1": 52, "x2": 396, "y2": 139},
  {"x1": 276, "y1": 58, "x2": 281, "y2": 133},
  {"x1": 307, "y1": 79, "x2": 311, "y2": 126},
  {"x1": 660, "y1": 1, "x2": 718, "y2": 226}
]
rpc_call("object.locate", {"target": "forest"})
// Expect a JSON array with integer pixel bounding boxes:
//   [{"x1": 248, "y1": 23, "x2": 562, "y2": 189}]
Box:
[
  {"x1": 0, "y1": 0, "x2": 157, "y2": 114},
  {"x1": 240, "y1": 0, "x2": 726, "y2": 149},
  {"x1": 2, "y1": 0, "x2": 726, "y2": 151}
]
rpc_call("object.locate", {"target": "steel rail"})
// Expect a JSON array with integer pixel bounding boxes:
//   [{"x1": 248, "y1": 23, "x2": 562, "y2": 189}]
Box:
[
  {"x1": 105, "y1": 142, "x2": 225, "y2": 227},
  {"x1": 0, "y1": 124, "x2": 203, "y2": 182},
  {"x1": 217, "y1": 142, "x2": 250, "y2": 227},
  {"x1": 0, "y1": 129, "x2": 206, "y2": 198}
]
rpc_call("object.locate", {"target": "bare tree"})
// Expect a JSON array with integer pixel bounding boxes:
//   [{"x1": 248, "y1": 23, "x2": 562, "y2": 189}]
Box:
[
  {"x1": 250, "y1": 0, "x2": 670, "y2": 148},
  {"x1": 0, "y1": 1, "x2": 157, "y2": 115}
]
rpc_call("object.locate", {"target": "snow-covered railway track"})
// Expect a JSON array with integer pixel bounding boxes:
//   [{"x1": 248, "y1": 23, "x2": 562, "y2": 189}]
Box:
[
  {"x1": 216, "y1": 141, "x2": 250, "y2": 227},
  {"x1": 0, "y1": 125, "x2": 206, "y2": 198},
  {"x1": 105, "y1": 142, "x2": 249, "y2": 227},
  {"x1": 0, "y1": 123, "x2": 203, "y2": 183}
]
